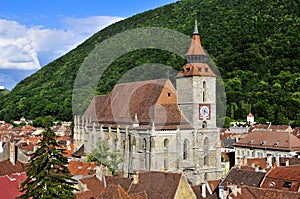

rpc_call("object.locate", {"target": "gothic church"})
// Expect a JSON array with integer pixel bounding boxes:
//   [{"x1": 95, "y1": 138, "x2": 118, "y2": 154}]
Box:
[{"x1": 73, "y1": 22, "x2": 222, "y2": 185}]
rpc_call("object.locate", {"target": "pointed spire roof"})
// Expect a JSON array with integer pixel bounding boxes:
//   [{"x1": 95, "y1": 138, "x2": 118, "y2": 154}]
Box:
[
  {"x1": 185, "y1": 20, "x2": 206, "y2": 57},
  {"x1": 177, "y1": 21, "x2": 216, "y2": 77}
]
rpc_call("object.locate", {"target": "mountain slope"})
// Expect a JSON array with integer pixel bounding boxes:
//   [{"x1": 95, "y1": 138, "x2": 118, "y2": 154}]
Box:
[{"x1": 0, "y1": 0, "x2": 299, "y2": 126}]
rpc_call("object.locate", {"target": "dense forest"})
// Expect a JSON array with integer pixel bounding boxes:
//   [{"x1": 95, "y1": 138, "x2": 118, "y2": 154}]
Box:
[{"x1": 0, "y1": 0, "x2": 299, "y2": 127}]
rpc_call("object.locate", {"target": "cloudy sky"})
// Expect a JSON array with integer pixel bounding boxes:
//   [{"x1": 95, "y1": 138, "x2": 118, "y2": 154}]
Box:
[{"x1": 0, "y1": 0, "x2": 177, "y2": 90}]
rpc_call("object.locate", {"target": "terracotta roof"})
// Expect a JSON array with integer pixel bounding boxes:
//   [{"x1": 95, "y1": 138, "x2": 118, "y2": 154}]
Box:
[
  {"x1": 246, "y1": 158, "x2": 267, "y2": 169},
  {"x1": 177, "y1": 62, "x2": 216, "y2": 77},
  {"x1": 83, "y1": 95, "x2": 109, "y2": 122},
  {"x1": 105, "y1": 175, "x2": 133, "y2": 192},
  {"x1": 127, "y1": 171, "x2": 182, "y2": 199},
  {"x1": 129, "y1": 192, "x2": 148, "y2": 199},
  {"x1": 247, "y1": 113, "x2": 254, "y2": 117},
  {"x1": 0, "y1": 159, "x2": 26, "y2": 176},
  {"x1": 220, "y1": 167, "x2": 266, "y2": 187},
  {"x1": 68, "y1": 160, "x2": 97, "y2": 176},
  {"x1": 261, "y1": 166, "x2": 300, "y2": 192},
  {"x1": 83, "y1": 79, "x2": 192, "y2": 130},
  {"x1": 77, "y1": 176, "x2": 105, "y2": 199},
  {"x1": 234, "y1": 131, "x2": 300, "y2": 151},
  {"x1": 230, "y1": 185, "x2": 300, "y2": 199},
  {"x1": 98, "y1": 184, "x2": 129, "y2": 199},
  {"x1": 0, "y1": 172, "x2": 27, "y2": 198}
]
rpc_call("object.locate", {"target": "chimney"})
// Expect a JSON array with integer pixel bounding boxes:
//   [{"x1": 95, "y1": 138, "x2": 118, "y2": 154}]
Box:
[
  {"x1": 267, "y1": 154, "x2": 272, "y2": 168},
  {"x1": 9, "y1": 142, "x2": 16, "y2": 165},
  {"x1": 231, "y1": 184, "x2": 238, "y2": 197},
  {"x1": 132, "y1": 171, "x2": 139, "y2": 184},
  {"x1": 255, "y1": 166, "x2": 259, "y2": 172},
  {"x1": 243, "y1": 156, "x2": 247, "y2": 166},
  {"x1": 286, "y1": 159, "x2": 289, "y2": 166},
  {"x1": 201, "y1": 183, "x2": 206, "y2": 198},
  {"x1": 218, "y1": 185, "x2": 224, "y2": 199},
  {"x1": 96, "y1": 164, "x2": 103, "y2": 181}
]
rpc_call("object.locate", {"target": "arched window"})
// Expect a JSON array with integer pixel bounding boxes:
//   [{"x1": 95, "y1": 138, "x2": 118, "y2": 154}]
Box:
[
  {"x1": 163, "y1": 139, "x2": 169, "y2": 170},
  {"x1": 143, "y1": 138, "x2": 147, "y2": 152},
  {"x1": 204, "y1": 137, "x2": 209, "y2": 166},
  {"x1": 183, "y1": 139, "x2": 189, "y2": 160},
  {"x1": 202, "y1": 121, "x2": 207, "y2": 128}
]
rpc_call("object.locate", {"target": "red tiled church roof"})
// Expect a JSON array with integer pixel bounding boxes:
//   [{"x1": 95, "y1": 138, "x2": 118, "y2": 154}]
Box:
[{"x1": 83, "y1": 79, "x2": 192, "y2": 130}]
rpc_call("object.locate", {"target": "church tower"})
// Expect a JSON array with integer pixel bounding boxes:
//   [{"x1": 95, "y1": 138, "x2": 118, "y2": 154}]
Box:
[
  {"x1": 176, "y1": 21, "x2": 217, "y2": 130},
  {"x1": 176, "y1": 21, "x2": 222, "y2": 184}
]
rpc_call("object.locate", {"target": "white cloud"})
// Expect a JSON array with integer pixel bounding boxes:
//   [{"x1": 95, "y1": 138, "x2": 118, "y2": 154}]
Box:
[{"x1": 0, "y1": 16, "x2": 124, "y2": 70}]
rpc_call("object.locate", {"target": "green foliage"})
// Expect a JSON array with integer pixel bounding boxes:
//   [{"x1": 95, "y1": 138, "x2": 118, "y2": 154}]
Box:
[
  {"x1": 18, "y1": 128, "x2": 77, "y2": 199},
  {"x1": 0, "y1": 0, "x2": 299, "y2": 126},
  {"x1": 32, "y1": 116, "x2": 55, "y2": 128},
  {"x1": 87, "y1": 140, "x2": 123, "y2": 175}
]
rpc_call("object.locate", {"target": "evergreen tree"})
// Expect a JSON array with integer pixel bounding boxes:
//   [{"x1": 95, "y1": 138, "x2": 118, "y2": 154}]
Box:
[{"x1": 19, "y1": 128, "x2": 77, "y2": 198}]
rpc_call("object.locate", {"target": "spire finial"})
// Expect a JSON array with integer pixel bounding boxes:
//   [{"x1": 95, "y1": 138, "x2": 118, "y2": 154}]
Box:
[{"x1": 193, "y1": 20, "x2": 199, "y2": 34}]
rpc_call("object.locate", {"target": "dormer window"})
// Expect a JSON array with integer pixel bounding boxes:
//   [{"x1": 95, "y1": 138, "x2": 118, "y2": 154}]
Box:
[
  {"x1": 274, "y1": 141, "x2": 280, "y2": 146},
  {"x1": 167, "y1": 92, "x2": 171, "y2": 97},
  {"x1": 260, "y1": 140, "x2": 267, "y2": 145},
  {"x1": 249, "y1": 140, "x2": 254, "y2": 144},
  {"x1": 198, "y1": 67, "x2": 202, "y2": 72},
  {"x1": 283, "y1": 181, "x2": 292, "y2": 188},
  {"x1": 186, "y1": 67, "x2": 190, "y2": 72},
  {"x1": 205, "y1": 68, "x2": 208, "y2": 72}
]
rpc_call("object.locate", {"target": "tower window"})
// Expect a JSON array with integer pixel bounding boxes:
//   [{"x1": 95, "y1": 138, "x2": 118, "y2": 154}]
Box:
[
  {"x1": 183, "y1": 139, "x2": 189, "y2": 160},
  {"x1": 202, "y1": 121, "x2": 207, "y2": 128}
]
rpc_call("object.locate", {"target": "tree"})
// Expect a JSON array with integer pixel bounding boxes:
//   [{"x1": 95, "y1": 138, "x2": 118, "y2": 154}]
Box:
[
  {"x1": 87, "y1": 140, "x2": 123, "y2": 175},
  {"x1": 18, "y1": 128, "x2": 77, "y2": 199}
]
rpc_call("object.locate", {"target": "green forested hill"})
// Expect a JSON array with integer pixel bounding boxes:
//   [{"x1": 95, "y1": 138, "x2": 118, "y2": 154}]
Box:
[{"x1": 0, "y1": 0, "x2": 299, "y2": 126}]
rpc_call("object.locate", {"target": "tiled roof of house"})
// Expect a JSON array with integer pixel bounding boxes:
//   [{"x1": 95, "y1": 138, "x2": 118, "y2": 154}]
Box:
[
  {"x1": 97, "y1": 184, "x2": 129, "y2": 199},
  {"x1": 127, "y1": 171, "x2": 182, "y2": 199},
  {"x1": 128, "y1": 192, "x2": 148, "y2": 199},
  {"x1": 234, "y1": 131, "x2": 300, "y2": 151},
  {"x1": 220, "y1": 167, "x2": 266, "y2": 187},
  {"x1": 83, "y1": 79, "x2": 192, "y2": 130},
  {"x1": 261, "y1": 166, "x2": 300, "y2": 192},
  {"x1": 246, "y1": 158, "x2": 268, "y2": 169},
  {"x1": 77, "y1": 176, "x2": 105, "y2": 199},
  {"x1": 0, "y1": 172, "x2": 27, "y2": 198},
  {"x1": 68, "y1": 161, "x2": 97, "y2": 176},
  {"x1": 105, "y1": 175, "x2": 133, "y2": 192},
  {"x1": 230, "y1": 185, "x2": 300, "y2": 199},
  {"x1": 0, "y1": 159, "x2": 26, "y2": 176}
]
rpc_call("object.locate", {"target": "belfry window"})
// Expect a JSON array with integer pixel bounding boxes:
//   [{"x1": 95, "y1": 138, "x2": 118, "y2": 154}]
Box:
[{"x1": 183, "y1": 139, "x2": 189, "y2": 160}]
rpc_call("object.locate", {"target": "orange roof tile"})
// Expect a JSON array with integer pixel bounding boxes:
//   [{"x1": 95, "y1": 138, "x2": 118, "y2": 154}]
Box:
[{"x1": 234, "y1": 131, "x2": 300, "y2": 151}]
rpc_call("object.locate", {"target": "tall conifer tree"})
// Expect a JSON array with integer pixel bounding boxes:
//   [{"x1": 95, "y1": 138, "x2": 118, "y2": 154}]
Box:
[{"x1": 19, "y1": 128, "x2": 77, "y2": 198}]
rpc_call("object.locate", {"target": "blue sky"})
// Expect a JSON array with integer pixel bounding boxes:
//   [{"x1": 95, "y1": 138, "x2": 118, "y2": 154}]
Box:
[{"x1": 0, "y1": 0, "x2": 177, "y2": 90}]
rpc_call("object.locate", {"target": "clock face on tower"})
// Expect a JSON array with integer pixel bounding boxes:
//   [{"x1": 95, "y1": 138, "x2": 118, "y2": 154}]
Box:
[{"x1": 199, "y1": 104, "x2": 210, "y2": 120}]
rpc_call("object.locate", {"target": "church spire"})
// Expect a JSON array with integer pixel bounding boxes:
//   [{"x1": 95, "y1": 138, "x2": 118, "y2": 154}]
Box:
[
  {"x1": 193, "y1": 20, "x2": 199, "y2": 35},
  {"x1": 177, "y1": 21, "x2": 216, "y2": 77}
]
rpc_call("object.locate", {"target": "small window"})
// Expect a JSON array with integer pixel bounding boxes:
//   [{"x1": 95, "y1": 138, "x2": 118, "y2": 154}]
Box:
[
  {"x1": 260, "y1": 141, "x2": 266, "y2": 145},
  {"x1": 283, "y1": 181, "x2": 292, "y2": 188},
  {"x1": 205, "y1": 68, "x2": 208, "y2": 72},
  {"x1": 167, "y1": 92, "x2": 171, "y2": 97},
  {"x1": 186, "y1": 67, "x2": 191, "y2": 72},
  {"x1": 249, "y1": 140, "x2": 254, "y2": 144},
  {"x1": 198, "y1": 67, "x2": 202, "y2": 72}
]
